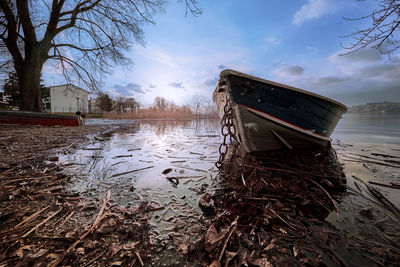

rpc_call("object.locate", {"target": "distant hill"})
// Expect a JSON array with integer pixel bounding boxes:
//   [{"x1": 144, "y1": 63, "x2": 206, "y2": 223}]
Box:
[{"x1": 348, "y1": 102, "x2": 400, "y2": 113}]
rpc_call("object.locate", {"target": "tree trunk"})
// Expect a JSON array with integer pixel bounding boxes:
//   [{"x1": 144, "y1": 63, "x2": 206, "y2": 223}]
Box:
[{"x1": 20, "y1": 54, "x2": 43, "y2": 112}]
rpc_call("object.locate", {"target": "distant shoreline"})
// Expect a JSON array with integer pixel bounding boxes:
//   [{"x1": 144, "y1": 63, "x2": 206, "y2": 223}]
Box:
[
  {"x1": 347, "y1": 111, "x2": 400, "y2": 114},
  {"x1": 347, "y1": 102, "x2": 400, "y2": 114}
]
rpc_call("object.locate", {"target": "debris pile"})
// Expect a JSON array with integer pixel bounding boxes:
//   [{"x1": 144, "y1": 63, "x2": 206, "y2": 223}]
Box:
[
  {"x1": 2, "y1": 124, "x2": 400, "y2": 265},
  {"x1": 190, "y1": 147, "x2": 375, "y2": 266},
  {"x1": 0, "y1": 189, "x2": 159, "y2": 266},
  {"x1": 0, "y1": 125, "x2": 158, "y2": 266}
]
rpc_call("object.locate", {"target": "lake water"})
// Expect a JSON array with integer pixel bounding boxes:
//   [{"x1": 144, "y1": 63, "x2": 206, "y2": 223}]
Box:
[
  {"x1": 86, "y1": 113, "x2": 400, "y2": 145},
  {"x1": 60, "y1": 119, "x2": 222, "y2": 262},
  {"x1": 71, "y1": 113, "x2": 400, "y2": 203},
  {"x1": 332, "y1": 113, "x2": 400, "y2": 145},
  {"x1": 61, "y1": 114, "x2": 400, "y2": 264}
]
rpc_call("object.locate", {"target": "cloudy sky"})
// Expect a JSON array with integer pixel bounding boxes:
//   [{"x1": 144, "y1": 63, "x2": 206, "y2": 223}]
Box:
[{"x1": 43, "y1": 0, "x2": 400, "y2": 106}]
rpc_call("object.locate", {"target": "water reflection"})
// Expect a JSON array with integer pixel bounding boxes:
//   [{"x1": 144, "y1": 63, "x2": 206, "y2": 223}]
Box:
[
  {"x1": 60, "y1": 117, "x2": 400, "y2": 265},
  {"x1": 59, "y1": 118, "x2": 221, "y2": 240},
  {"x1": 333, "y1": 113, "x2": 400, "y2": 144}
]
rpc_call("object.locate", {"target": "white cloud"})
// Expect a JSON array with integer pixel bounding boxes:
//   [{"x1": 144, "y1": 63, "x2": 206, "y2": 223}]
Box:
[
  {"x1": 329, "y1": 48, "x2": 383, "y2": 64},
  {"x1": 273, "y1": 65, "x2": 305, "y2": 78},
  {"x1": 168, "y1": 82, "x2": 184, "y2": 88},
  {"x1": 112, "y1": 83, "x2": 145, "y2": 96},
  {"x1": 327, "y1": 47, "x2": 387, "y2": 77},
  {"x1": 270, "y1": 48, "x2": 400, "y2": 105},
  {"x1": 311, "y1": 76, "x2": 349, "y2": 86},
  {"x1": 266, "y1": 37, "x2": 282, "y2": 45},
  {"x1": 293, "y1": 0, "x2": 337, "y2": 25},
  {"x1": 134, "y1": 44, "x2": 177, "y2": 67},
  {"x1": 100, "y1": 41, "x2": 252, "y2": 105},
  {"x1": 306, "y1": 46, "x2": 319, "y2": 53}
]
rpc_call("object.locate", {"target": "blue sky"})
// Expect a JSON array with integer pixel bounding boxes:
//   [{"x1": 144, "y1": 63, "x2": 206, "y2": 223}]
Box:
[{"x1": 43, "y1": 0, "x2": 400, "y2": 106}]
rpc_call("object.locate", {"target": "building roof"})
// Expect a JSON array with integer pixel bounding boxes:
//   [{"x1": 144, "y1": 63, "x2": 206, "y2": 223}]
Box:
[{"x1": 49, "y1": 84, "x2": 90, "y2": 93}]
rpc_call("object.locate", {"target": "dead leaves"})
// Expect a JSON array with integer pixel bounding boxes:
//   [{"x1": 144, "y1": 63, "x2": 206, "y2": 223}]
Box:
[
  {"x1": 0, "y1": 189, "x2": 155, "y2": 266},
  {"x1": 199, "y1": 193, "x2": 216, "y2": 215},
  {"x1": 191, "y1": 147, "x2": 355, "y2": 266},
  {"x1": 251, "y1": 257, "x2": 273, "y2": 267},
  {"x1": 96, "y1": 214, "x2": 119, "y2": 234},
  {"x1": 205, "y1": 224, "x2": 228, "y2": 252}
]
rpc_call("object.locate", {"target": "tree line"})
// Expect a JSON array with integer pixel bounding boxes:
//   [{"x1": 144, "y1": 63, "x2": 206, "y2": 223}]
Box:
[
  {"x1": 96, "y1": 93, "x2": 217, "y2": 118},
  {"x1": 0, "y1": 70, "x2": 217, "y2": 117},
  {"x1": 96, "y1": 93, "x2": 139, "y2": 113}
]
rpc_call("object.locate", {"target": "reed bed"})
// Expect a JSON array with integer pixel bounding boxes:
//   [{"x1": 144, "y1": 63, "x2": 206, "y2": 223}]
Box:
[{"x1": 103, "y1": 107, "x2": 218, "y2": 120}]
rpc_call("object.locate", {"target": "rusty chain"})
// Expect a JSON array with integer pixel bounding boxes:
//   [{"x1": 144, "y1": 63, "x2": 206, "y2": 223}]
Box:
[{"x1": 216, "y1": 97, "x2": 239, "y2": 169}]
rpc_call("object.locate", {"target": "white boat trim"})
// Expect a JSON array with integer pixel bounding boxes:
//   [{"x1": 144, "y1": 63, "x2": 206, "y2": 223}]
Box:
[{"x1": 242, "y1": 104, "x2": 331, "y2": 142}]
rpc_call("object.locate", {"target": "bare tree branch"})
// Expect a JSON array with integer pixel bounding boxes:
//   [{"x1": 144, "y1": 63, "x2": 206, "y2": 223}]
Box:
[
  {"x1": 0, "y1": 0, "x2": 202, "y2": 111},
  {"x1": 342, "y1": 0, "x2": 400, "y2": 56}
]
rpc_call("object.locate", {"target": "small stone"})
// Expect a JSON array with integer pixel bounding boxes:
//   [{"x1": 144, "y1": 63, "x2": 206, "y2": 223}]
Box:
[
  {"x1": 359, "y1": 208, "x2": 374, "y2": 220},
  {"x1": 48, "y1": 156, "x2": 58, "y2": 162}
]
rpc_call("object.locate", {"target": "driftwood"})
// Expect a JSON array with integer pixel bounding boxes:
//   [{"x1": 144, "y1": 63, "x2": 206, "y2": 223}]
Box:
[
  {"x1": 22, "y1": 209, "x2": 62, "y2": 238},
  {"x1": 0, "y1": 125, "x2": 158, "y2": 266},
  {"x1": 217, "y1": 216, "x2": 238, "y2": 263},
  {"x1": 371, "y1": 152, "x2": 400, "y2": 159},
  {"x1": 307, "y1": 178, "x2": 339, "y2": 212},
  {"x1": 365, "y1": 185, "x2": 400, "y2": 220},
  {"x1": 135, "y1": 251, "x2": 144, "y2": 266},
  {"x1": 352, "y1": 176, "x2": 400, "y2": 220},
  {"x1": 14, "y1": 205, "x2": 50, "y2": 229},
  {"x1": 112, "y1": 154, "x2": 133, "y2": 158},
  {"x1": 50, "y1": 190, "x2": 110, "y2": 267},
  {"x1": 110, "y1": 166, "x2": 154, "y2": 178},
  {"x1": 190, "y1": 145, "x2": 399, "y2": 266},
  {"x1": 369, "y1": 181, "x2": 400, "y2": 190}
]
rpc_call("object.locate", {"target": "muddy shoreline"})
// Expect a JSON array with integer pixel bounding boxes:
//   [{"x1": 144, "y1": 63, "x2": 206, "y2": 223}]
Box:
[{"x1": 1, "y1": 121, "x2": 399, "y2": 266}]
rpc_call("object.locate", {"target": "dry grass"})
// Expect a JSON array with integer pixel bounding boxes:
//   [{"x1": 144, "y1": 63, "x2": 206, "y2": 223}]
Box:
[{"x1": 104, "y1": 107, "x2": 218, "y2": 119}]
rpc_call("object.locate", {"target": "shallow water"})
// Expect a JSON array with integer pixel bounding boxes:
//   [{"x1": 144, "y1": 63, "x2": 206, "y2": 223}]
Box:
[
  {"x1": 71, "y1": 114, "x2": 400, "y2": 213},
  {"x1": 60, "y1": 116, "x2": 400, "y2": 264},
  {"x1": 59, "y1": 119, "x2": 221, "y2": 244},
  {"x1": 333, "y1": 113, "x2": 400, "y2": 145}
]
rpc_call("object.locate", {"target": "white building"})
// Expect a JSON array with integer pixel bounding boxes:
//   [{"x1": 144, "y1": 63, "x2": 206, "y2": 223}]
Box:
[
  {"x1": 88, "y1": 97, "x2": 102, "y2": 114},
  {"x1": 49, "y1": 84, "x2": 89, "y2": 113}
]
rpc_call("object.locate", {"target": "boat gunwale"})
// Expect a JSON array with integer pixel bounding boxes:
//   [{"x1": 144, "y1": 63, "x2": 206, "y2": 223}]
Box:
[
  {"x1": 220, "y1": 69, "x2": 348, "y2": 112},
  {"x1": 0, "y1": 110, "x2": 78, "y2": 120}
]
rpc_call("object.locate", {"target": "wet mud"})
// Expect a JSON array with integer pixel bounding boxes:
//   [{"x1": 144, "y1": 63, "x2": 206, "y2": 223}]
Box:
[
  {"x1": 1, "y1": 119, "x2": 399, "y2": 266},
  {"x1": 192, "y1": 144, "x2": 400, "y2": 266},
  {"x1": 58, "y1": 119, "x2": 221, "y2": 265}
]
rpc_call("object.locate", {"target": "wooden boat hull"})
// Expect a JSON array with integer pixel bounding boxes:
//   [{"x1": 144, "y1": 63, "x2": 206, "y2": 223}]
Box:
[
  {"x1": 213, "y1": 70, "x2": 347, "y2": 153},
  {"x1": 0, "y1": 110, "x2": 80, "y2": 126}
]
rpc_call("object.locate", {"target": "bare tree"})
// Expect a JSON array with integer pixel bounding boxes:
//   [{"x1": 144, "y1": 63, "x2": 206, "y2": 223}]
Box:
[
  {"x1": 125, "y1": 97, "x2": 139, "y2": 111},
  {"x1": 153, "y1": 96, "x2": 167, "y2": 111},
  {"x1": 0, "y1": 0, "x2": 201, "y2": 111},
  {"x1": 190, "y1": 93, "x2": 207, "y2": 116},
  {"x1": 115, "y1": 96, "x2": 127, "y2": 113},
  {"x1": 96, "y1": 92, "x2": 113, "y2": 113},
  {"x1": 342, "y1": 0, "x2": 400, "y2": 55},
  {"x1": 202, "y1": 99, "x2": 218, "y2": 117}
]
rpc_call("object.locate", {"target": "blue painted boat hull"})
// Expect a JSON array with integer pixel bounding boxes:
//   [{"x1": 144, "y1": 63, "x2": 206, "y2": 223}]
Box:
[{"x1": 213, "y1": 70, "x2": 347, "y2": 152}]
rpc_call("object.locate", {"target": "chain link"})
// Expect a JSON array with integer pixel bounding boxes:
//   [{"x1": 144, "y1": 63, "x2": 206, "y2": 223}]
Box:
[{"x1": 216, "y1": 97, "x2": 239, "y2": 169}]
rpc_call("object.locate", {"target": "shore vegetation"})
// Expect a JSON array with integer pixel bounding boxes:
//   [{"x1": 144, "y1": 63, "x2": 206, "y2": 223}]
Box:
[{"x1": 103, "y1": 96, "x2": 218, "y2": 119}]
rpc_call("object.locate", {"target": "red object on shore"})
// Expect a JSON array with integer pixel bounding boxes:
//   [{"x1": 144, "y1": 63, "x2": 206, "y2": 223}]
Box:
[{"x1": 0, "y1": 110, "x2": 79, "y2": 126}]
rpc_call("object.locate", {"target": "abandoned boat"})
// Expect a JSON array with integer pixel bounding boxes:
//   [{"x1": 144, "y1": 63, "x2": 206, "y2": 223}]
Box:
[
  {"x1": 0, "y1": 110, "x2": 81, "y2": 126},
  {"x1": 213, "y1": 69, "x2": 347, "y2": 153}
]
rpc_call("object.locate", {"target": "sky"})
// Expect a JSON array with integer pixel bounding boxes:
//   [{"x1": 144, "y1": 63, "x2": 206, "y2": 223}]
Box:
[{"x1": 42, "y1": 0, "x2": 400, "y2": 106}]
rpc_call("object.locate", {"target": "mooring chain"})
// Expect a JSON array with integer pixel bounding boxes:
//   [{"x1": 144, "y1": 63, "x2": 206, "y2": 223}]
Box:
[{"x1": 216, "y1": 98, "x2": 239, "y2": 169}]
